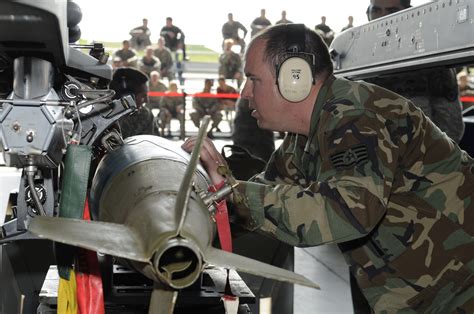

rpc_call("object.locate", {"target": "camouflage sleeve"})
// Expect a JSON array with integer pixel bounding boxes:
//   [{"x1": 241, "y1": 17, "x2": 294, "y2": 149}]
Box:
[
  {"x1": 192, "y1": 97, "x2": 200, "y2": 110},
  {"x1": 250, "y1": 135, "x2": 307, "y2": 186},
  {"x1": 235, "y1": 55, "x2": 242, "y2": 70},
  {"x1": 159, "y1": 97, "x2": 168, "y2": 110},
  {"x1": 235, "y1": 110, "x2": 397, "y2": 247},
  {"x1": 239, "y1": 22, "x2": 248, "y2": 37},
  {"x1": 206, "y1": 99, "x2": 220, "y2": 114},
  {"x1": 429, "y1": 96, "x2": 464, "y2": 143},
  {"x1": 192, "y1": 97, "x2": 206, "y2": 114},
  {"x1": 218, "y1": 53, "x2": 226, "y2": 65}
]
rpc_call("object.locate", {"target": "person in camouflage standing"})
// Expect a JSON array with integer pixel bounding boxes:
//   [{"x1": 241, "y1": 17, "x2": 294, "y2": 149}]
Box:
[
  {"x1": 218, "y1": 39, "x2": 243, "y2": 88},
  {"x1": 129, "y1": 18, "x2": 151, "y2": 51},
  {"x1": 182, "y1": 24, "x2": 474, "y2": 312},
  {"x1": 114, "y1": 40, "x2": 138, "y2": 68},
  {"x1": 153, "y1": 37, "x2": 175, "y2": 81},
  {"x1": 250, "y1": 9, "x2": 272, "y2": 38},
  {"x1": 222, "y1": 13, "x2": 248, "y2": 55}
]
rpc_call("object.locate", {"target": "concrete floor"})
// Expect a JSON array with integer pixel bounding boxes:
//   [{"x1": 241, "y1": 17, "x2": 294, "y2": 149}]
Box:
[{"x1": 294, "y1": 245, "x2": 354, "y2": 314}]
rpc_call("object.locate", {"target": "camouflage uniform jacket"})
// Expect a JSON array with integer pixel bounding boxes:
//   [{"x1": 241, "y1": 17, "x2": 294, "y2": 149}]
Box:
[
  {"x1": 218, "y1": 52, "x2": 242, "y2": 79},
  {"x1": 235, "y1": 76, "x2": 474, "y2": 312},
  {"x1": 114, "y1": 49, "x2": 136, "y2": 62},
  {"x1": 119, "y1": 105, "x2": 154, "y2": 139},
  {"x1": 160, "y1": 94, "x2": 184, "y2": 116},
  {"x1": 192, "y1": 94, "x2": 219, "y2": 115},
  {"x1": 366, "y1": 68, "x2": 464, "y2": 143},
  {"x1": 222, "y1": 21, "x2": 247, "y2": 40},
  {"x1": 148, "y1": 81, "x2": 168, "y2": 110},
  {"x1": 154, "y1": 48, "x2": 173, "y2": 73}
]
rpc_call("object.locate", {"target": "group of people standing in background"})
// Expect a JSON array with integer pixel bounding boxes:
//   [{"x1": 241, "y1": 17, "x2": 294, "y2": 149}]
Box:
[
  {"x1": 110, "y1": 5, "x2": 472, "y2": 157},
  {"x1": 107, "y1": 8, "x2": 376, "y2": 157}
]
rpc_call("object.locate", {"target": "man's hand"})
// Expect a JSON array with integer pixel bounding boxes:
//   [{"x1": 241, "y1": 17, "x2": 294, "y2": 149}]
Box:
[{"x1": 181, "y1": 137, "x2": 227, "y2": 185}]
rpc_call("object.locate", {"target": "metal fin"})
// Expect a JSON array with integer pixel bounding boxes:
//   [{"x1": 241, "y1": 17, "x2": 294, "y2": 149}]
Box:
[
  {"x1": 160, "y1": 260, "x2": 193, "y2": 281},
  {"x1": 148, "y1": 286, "x2": 178, "y2": 314},
  {"x1": 174, "y1": 115, "x2": 211, "y2": 236},
  {"x1": 29, "y1": 216, "x2": 150, "y2": 262},
  {"x1": 204, "y1": 247, "x2": 320, "y2": 290}
]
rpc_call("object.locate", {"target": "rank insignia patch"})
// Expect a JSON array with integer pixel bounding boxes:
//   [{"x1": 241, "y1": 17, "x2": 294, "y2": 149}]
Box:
[{"x1": 330, "y1": 144, "x2": 368, "y2": 170}]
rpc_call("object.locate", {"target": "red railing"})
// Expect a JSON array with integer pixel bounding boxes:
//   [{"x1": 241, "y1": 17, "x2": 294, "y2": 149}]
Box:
[
  {"x1": 148, "y1": 92, "x2": 240, "y2": 99},
  {"x1": 149, "y1": 93, "x2": 474, "y2": 102},
  {"x1": 461, "y1": 96, "x2": 474, "y2": 103}
]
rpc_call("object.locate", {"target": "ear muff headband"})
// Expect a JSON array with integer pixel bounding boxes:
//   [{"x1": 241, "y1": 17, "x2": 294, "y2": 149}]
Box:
[{"x1": 275, "y1": 24, "x2": 316, "y2": 102}]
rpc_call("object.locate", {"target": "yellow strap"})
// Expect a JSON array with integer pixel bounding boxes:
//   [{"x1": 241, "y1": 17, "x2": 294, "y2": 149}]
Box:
[{"x1": 57, "y1": 269, "x2": 78, "y2": 314}]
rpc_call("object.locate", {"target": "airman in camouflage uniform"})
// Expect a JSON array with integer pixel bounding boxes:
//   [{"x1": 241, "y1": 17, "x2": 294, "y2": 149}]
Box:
[
  {"x1": 218, "y1": 40, "x2": 243, "y2": 88},
  {"x1": 183, "y1": 24, "x2": 474, "y2": 312},
  {"x1": 155, "y1": 82, "x2": 184, "y2": 137},
  {"x1": 148, "y1": 71, "x2": 168, "y2": 110},
  {"x1": 154, "y1": 37, "x2": 175, "y2": 81},
  {"x1": 190, "y1": 79, "x2": 222, "y2": 137},
  {"x1": 114, "y1": 40, "x2": 138, "y2": 68},
  {"x1": 109, "y1": 68, "x2": 154, "y2": 138},
  {"x1": 138, "y1": 46, "x2": 161, "y2": 78},
  {"x1": 129, "y1": 18, "x2": 151, "y2": 51}
]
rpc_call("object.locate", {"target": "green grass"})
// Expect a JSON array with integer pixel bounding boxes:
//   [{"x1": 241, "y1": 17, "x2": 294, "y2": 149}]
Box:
[{"x1": 78, "y1": 40, "x2": 219, "y2": 63}]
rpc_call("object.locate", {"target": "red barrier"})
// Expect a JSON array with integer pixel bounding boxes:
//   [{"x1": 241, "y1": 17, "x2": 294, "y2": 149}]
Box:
[
  {"x1": 461, "y1": 96, "x2": 474, "y2": 103},
  {"x1": 148, "y1": 94, "x2": 474, "y2": 102},
  {"x1": 148, "y1": 91, "x2": 240, "y2": 99}
]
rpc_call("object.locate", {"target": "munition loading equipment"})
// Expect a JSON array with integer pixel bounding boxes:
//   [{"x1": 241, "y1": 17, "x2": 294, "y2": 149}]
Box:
[
  {"x1": 0, "y1": 1, "x2": 136, "y2": 312},
  {"x1": 330, "y1": 0, "x2": 474, "y2": 80},
  {"x1": 330, "y1": 0, "x2": 474, "y2": 155},
  {"x1": 0, "y1": 0, "x2": 136, "y2": 241},
  {"x1": 0, "y1": 2, "x2": 311, "y2": 313}
]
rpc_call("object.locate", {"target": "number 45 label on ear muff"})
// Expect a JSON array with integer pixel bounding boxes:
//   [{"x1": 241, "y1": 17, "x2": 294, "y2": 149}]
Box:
[
  {"x1": 292, "y1": 69, "x2": 301, "y2": 80},
  {"x1": 277, "y1": 57, "x2": 313, "y2": 102}
]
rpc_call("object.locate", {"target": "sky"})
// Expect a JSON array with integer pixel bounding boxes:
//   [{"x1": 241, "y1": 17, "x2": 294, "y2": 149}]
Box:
[{"x1": 75, "y1": 0, "x2": 429, "y2": 52}]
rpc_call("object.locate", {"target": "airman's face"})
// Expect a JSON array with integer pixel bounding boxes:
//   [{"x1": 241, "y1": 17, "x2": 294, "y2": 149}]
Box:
[
  {"x1": 151, "y1": 73, "x2": 160, "y2": 82},
  {"x1": 241, "y1": 40, "x2": 287, "y2": 131}
]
